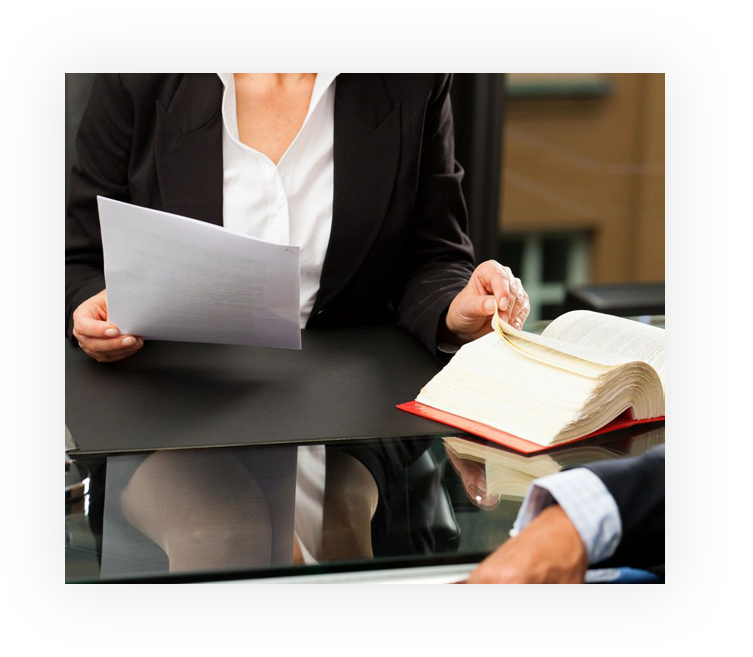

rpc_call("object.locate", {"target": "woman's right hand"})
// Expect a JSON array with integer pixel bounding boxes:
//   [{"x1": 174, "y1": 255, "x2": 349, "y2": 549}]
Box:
[{"x1": 72, "y1": 290, "x2": 143, "y2": 362}]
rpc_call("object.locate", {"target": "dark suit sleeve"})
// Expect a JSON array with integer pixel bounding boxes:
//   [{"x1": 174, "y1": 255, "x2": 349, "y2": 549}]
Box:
[
  {"x1": 583, "y1": 445, "x2": 665, "y2": 569},
  {"x1": 394, "y1": 75, "x2": 475, "y2": 357},
  {"x1": 65, "y1": 74, "x2": 134, "y2": 336}
]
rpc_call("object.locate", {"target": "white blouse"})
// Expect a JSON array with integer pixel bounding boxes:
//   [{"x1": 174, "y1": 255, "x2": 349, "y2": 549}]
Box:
[{"x1": 217, "y1": 73, "x2": 338, "y2": 328}]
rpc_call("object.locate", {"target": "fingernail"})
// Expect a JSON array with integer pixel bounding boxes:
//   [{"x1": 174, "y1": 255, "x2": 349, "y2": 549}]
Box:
[
  {"x1": 499, "y1": 297, "x2": 508, "y2": 311},
  {"x1": 122, "y1": 337, "x2": 135, "y2": 346},
  {"x1": 484, "y1": 298, "x2": 496, "y2": 314},
  {"x1": 514, "y1": 321, "x2": 521, "y2": 329},
  {"x1": 105, "y1": 328, "x2": 119, "y2": 337}
]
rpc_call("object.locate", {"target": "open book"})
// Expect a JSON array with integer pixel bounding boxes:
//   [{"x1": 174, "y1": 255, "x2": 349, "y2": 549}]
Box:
[
  {"x1": 444, "y1": 427, "x2": 664, "y2": 501},
  {"x1": 399, "y1": 310, "x2": 664, "y2": 453}
]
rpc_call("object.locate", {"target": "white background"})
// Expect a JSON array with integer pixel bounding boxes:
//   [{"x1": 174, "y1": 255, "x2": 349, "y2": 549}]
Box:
[{"x1": 3, "y1": 0, "x2": 749, "y2": 653}]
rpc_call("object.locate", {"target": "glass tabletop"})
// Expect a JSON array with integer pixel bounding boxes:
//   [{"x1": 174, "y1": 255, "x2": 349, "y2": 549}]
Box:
[
  {"x1": 65, "y1": 315, "x2": 665, "y2": 583},
  {"x1": 65, "y1": 423, "x2": 664, "y2": 583}
]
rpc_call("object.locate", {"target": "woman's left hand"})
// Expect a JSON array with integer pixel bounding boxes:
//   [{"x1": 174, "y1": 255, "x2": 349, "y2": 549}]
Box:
[{"x1": 443, "y1": 260, "x2": 530, "y2": 344}]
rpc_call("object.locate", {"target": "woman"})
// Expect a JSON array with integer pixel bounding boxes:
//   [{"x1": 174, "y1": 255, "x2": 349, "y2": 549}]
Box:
[
  {"x1": 66, "y1": 74, "x2": 530, "y2": 361},
  {"x1": 66, "y1": 74, "x2": 531, "y2": 570}
]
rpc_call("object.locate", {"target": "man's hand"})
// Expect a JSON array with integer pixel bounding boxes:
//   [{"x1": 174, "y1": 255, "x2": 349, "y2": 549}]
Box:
[
  {"x1": 443, "y1": 260, "x2": 530, "y2": 344},
  {"x1": 465, "y1": 505, "x2": 588, "y2": 584},
  {"x1": 72, "y1": 290, "x2": 143, "y2": 363}
]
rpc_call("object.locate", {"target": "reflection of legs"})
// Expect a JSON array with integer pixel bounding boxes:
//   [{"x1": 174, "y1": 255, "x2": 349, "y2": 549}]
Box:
[
  {"x1": 321, "y1": 451, "x2": 379, "y2": 561},
  {"x1": 120, "y1": 450, "x2": 271, "y2": 573}
]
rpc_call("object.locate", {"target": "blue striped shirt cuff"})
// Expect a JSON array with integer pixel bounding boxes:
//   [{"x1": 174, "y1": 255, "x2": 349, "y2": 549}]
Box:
[{"x1": 511, "y1": 468, "x2": 622, "y2": 564}]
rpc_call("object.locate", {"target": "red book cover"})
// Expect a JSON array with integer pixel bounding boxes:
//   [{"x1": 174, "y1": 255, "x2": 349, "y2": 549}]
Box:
[{"x1": 397, "y1": 400, "x2": 665, "y2": 454}]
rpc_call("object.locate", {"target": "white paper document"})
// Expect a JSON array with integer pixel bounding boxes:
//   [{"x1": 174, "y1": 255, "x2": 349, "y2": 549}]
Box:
[{"x1": 98, "y1": 197, "x2": 302, "y2": 349}]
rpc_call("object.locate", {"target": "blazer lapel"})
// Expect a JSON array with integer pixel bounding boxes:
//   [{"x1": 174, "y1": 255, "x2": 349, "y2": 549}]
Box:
[
  {"x1": 155, "y1": 74, "x2": 224, "y2": 226},
  {"x1": 312, "y1": 75, "x2": 401, "y2": 319}
]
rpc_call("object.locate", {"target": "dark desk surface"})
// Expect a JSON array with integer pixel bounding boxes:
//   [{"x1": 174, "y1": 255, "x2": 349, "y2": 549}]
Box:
[{"x1": 66, "y1": 326, "x2": 449, "y2": 454}]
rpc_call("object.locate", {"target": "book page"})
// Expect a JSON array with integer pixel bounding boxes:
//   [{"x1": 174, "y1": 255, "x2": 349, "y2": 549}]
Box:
[
  {"x1": 542, "y1": 311, "x2": 664, "y2": 383},
  {"x1": 493, "y1": 313, "x2": 631, "y2": 374}
]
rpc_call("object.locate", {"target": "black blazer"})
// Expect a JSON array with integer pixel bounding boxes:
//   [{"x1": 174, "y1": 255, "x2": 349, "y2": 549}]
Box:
[
  {"x1": 65, "y1": 74, "x2": 476, "y2": 355},
  {"x1": 583, "y1": 444, "x2": 665, "y2": 570}
]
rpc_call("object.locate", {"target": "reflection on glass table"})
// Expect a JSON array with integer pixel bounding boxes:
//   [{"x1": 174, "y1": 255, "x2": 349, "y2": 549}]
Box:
[{"x1": 66, "y1": 423, "x2": 664, "y2": 583}]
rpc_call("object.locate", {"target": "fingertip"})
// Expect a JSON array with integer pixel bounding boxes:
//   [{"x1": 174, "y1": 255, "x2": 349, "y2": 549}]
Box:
[
  {"x1": 499, "y1": 296, "x2": 508, "y2": 312},
  {"x1": 123, "y1": 336, "x2": 144, "y2": 349},
  {"x1": 104, "y1": 327, "x2": 119, "y2": 338}
]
